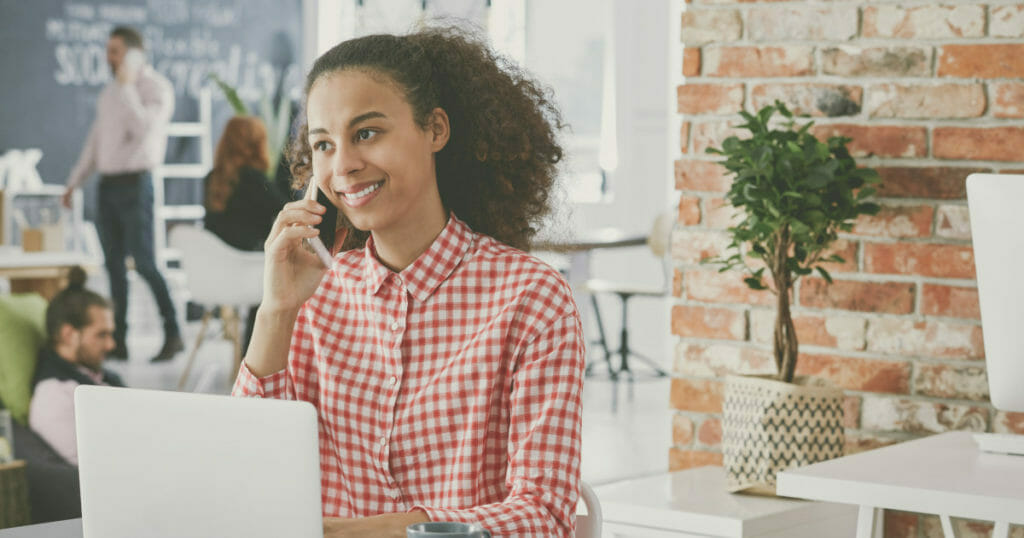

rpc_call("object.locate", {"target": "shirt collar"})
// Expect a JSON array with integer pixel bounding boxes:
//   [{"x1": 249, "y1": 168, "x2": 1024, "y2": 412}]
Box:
[{"x1": 362, "y1": 213, "x2": 475, "y2": 302}]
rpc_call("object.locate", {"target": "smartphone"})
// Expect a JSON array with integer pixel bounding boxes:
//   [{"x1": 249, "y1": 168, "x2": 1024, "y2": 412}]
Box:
[{"x1": 315, "y1": 186, "x2": 338, "y2": 251}]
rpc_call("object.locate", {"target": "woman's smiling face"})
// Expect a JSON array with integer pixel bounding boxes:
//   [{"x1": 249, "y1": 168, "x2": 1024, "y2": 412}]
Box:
[{"x1": 306, "y1": 69, "x2": 449, "y2": 239}]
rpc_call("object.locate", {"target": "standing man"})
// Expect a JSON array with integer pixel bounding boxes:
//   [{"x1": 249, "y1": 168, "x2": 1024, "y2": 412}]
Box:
[
  {"x1": 29, "y1": 267, "x2": 125, "y2": 465},
  {"x1": 62, "y1": 26, "x2": 183, "y2": 362}
]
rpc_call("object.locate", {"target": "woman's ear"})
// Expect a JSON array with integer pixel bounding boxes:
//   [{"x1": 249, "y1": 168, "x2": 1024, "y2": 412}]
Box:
[{"x1": 428, "y1": 107, "x2": 450, "y2": 152}]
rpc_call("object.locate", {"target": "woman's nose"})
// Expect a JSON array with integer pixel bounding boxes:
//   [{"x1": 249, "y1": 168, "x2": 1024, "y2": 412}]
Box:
[{"x1": 331, "y1": 142, "x2": 364, "y2": 178}]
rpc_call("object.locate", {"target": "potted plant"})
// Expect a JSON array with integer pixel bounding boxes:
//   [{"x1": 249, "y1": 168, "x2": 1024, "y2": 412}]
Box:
[{"x1": 704, "y1": 101, "x2": 880, "y2": 493}]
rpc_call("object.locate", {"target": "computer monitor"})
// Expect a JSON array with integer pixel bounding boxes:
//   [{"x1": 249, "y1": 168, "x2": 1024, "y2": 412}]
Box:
[{"x1": 967, "y1": 173, "x2": 1024, "y2": 415}]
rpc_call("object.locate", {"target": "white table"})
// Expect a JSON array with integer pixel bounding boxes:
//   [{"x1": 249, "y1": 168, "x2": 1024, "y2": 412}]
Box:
[
  {"x1": 594, "y1": 466, "x2": 857, "y2": 537},
  {"x1": 0, "y1": 249, "x2": 97, "y2": 299},
  {"x1": 777, "y1": 432, "x2": 1024, "y2": 538}
]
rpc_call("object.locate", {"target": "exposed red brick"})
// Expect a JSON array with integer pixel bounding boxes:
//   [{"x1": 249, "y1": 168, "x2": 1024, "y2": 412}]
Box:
[
  {"x1": 671, "y1": 229, "x2": 731, "y2": 264},
  {"x1": 678, "y1": 196, "x2": 701, "y2": 226},
  {"x1": 939, "y1": 45, "x2": 1024, "y2": 79},
  {"x1": 921, "y1": 284, "x2": 980, "y2": 319},
  {"x1": 864, "y1": 243, "x2": 975, "y2": 279},
  {"x1": 671, "y1": 304, "x2": 746, "y2": 340},
  {"x1": 914, "y1": 364, "x2": 988, "y2": 400},
  {"x1": 995, "y1": 411, "x2": 1024, "y2": 435},
  {"x1": 678, "y1": 83, "x2": 745, "y2": 115},
  {"x1": 875, "y1": 167, "x2": 985, "y2": 199},
  {"x1": 863, "y1": 5, "x2": 984, "y2": 39},
  {"x1": 704, "y1": 45, "x2": 814, "y2": 78},
  {"x1": 674, "y1": 343, "x2": 776, "y2": 377},
  {"x1": 673, "y1": 269, "x2": 684, "y2": 298},
  {"x1": 811, "y1": 124, "x2": 927, "y2": 158},
  {"x1": 821, "y1": 46, "x2": 931, "y2": 78},
  {"x1": 747, "y1": 6, "x2": 857, "y2": 41},
  {"x1": 843, "y1": 396, "x2": 861, "y2": 429},
  {"x1": 685, "y1": 268, "x2": 776, "y2": 306},
  {"x1": 673, "y1": 414, "x2": 695, "y2": 445},
  {"x1": 680, "y1": 10, "x2": 743, "y2": 45},
  {"x1": 861, "y1": 397, "x2": 989, "y2": 433},
  {"x1": 683, "y1": 48, "x2": 701, "y2": 77},
  {"x1": 991, "y1": 5, "x2": 1024, "y2": 38},
  {"x1": 670, "y1": 378, "x2": 723, "y2": 413},
  {"x1": 799, "y1": 278, "x2": 915, "y2": 314},
  {"x1": 935, "y1": 205, "x2": 971, "y2": 240},
  {"x1": 796, "y1": 353, "x2": 911, "y2": 394},
  {"x1": 704, "y1": 197, "x2": 741, "y2": 230},
  {"x1": 680, "y1": 122, "x2": 691, "y2": 153},
  {"x1": 844, "y1": 433, "x2": 902, "y2": 455},
  {"x1": 751, "y1": 310, "x2": 866, "y2": 350},
  {"x1": 749, "y1": 84, "x2": 862, "y2": 118},
  {"x1": 669, "y1": 448, "x2": 723, "y2": 471},
  {"x1": 819, "y1": 239, "x2": 859, "y2": 274},
  {"x1": 692, "y1": 120, "x2": 745, "y2": 155},
  {"x1": 867, "y1": 84, "x2": 985, "y2": 119},
  {"x1": 698, "y1": 418, "x2": 723, "y2": 446},
  {"x1": 852, "y1": 205, "x2": 933, "y2": 238},
  {"x1": 934, "y1": 127, "x2": 1024, "y2": 162},
  {"x1": 866, "y1": 319, "x2": 985, "y2": 360},
  {"x1": 992, "y1": 82, "x2": 1024, "y2": 119},
  {"x1": 884, "y1": 511, "x2": 920, "y2": 538},
  {"x1": 675, "y1": 160, "x2": 732, "y2": 192}
]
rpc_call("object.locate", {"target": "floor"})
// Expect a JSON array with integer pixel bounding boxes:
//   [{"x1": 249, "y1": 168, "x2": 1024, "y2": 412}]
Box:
[{"x1": 103, "y1": 302, "x2": 672, "y2": 492}]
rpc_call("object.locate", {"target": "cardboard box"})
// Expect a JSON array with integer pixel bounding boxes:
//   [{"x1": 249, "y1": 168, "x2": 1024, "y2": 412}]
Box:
[{"x1": 21, "y1": 224, "x2": 62, "y2": 252}]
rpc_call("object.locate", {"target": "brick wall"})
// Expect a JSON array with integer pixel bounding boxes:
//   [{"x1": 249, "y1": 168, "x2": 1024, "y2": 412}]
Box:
[{"x1": 671, "y1": 1, "x2": 1024, "y2": 536}]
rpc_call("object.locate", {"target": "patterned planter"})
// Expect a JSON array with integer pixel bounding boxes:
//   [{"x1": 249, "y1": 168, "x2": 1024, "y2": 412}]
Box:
[{"x1": 722, "y1": 374, "x2": 845, "y2": 494}]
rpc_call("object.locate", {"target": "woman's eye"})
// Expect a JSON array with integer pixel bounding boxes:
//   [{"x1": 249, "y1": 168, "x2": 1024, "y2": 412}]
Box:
[
  {"x1": 312, "y1": 140, "x2": 331, "y2": 152},
  {"x1": 355, "y1": 129, "x2": 377, "y2": 142}
]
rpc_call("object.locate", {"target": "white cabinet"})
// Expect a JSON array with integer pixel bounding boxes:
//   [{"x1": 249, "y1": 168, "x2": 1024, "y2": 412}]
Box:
[{"x1": 595, "y1": 466, "x2": 857, "y2": 538}]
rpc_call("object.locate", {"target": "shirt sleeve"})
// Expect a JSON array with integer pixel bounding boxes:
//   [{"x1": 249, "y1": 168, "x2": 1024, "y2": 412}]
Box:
[
  {"x1": 28, "y1": 379, "x2": 80, "y2": 465},
  {"x1": 114, "y1": 69, "x2": 173, "y2": 141},
  {"x1": 65, "y1": 121, "x2": 98, "y2": 190},
  {"x1": 412, "y1": 312, "x2": 585, "y2": 537},
  {"x1": 232, "y1": 304, "x2": 320, "y2": 410}
]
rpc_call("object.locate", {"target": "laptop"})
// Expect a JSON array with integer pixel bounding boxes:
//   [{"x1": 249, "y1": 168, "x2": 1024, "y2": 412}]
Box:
[{"x1": 74, "y1": 386, "x2": 323, "y2": 538}]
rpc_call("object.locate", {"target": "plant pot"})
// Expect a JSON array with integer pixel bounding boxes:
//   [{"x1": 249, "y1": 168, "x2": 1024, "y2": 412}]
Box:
[{"x1": 721, "y1": 374, "x2": 845, "y2": 495}]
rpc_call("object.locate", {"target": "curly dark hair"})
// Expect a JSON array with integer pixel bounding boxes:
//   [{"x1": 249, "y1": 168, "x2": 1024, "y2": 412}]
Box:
[
  {"x1": 286, "y1": 25, "x2": 565, "y2": 251},
  {"x1": 46, "y1": 266, "x2": 110, "y2": 347}
]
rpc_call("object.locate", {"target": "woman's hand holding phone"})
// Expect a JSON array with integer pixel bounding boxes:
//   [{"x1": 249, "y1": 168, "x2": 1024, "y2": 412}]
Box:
[{"x1": 262, "y1": 197, "x2": 336, "y2": 314}]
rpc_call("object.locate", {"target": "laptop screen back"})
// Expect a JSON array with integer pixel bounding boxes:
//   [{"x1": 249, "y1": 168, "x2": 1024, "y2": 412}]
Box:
[{"x1": 75, "y1": 386, "x2": 322, "y2": 538}]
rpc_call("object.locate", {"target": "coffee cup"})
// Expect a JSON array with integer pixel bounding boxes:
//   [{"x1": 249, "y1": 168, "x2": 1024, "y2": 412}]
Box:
[{"x1": 406, "y1": 522, "x2": 492, "y2": 537}]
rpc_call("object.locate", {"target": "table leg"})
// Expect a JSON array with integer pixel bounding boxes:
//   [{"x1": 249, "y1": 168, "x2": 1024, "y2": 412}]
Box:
[
  {"x1": 856, "y1": 506, "x2": 881, "y2": 538},
  {"x1": 993, "y1": 521, "x2": 1009, "y2": 538},
  {"x1": 939, "y1": 515, "x2": 956, "y2": 538}
]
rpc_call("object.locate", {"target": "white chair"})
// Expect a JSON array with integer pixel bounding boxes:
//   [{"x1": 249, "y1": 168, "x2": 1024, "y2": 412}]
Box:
[
  {"x1": 576, "y1": 480, "x2": 603, "y2": 538},
  {"x1": 584, "y1": 212, "x2": 673, "y2": 383},
  {"x1": 169, "y1": 225, "x2": 264, "y2": 391}
]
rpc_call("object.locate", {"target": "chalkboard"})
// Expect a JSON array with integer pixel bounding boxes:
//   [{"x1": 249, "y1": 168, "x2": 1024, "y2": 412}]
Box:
[{"x1": 0, "y1": 0, "x2": 304, "y2": 215}]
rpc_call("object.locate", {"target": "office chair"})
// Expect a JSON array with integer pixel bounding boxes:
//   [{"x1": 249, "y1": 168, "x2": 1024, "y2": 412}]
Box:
[
  {"x1": 584, "y1": 212, "x2": 672, "y2": 382},
  {"x1": 576, "y1": 480, "x2": 603, "y2": 538},
  {"x1": 169, "y1": 226, "x2": 264, "y2": 391}
]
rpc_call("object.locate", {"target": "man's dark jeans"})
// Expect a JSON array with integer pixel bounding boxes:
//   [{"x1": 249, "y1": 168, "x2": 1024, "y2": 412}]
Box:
[{"x1": 97, "y1": 171, "x2": 179, "y2": 344}]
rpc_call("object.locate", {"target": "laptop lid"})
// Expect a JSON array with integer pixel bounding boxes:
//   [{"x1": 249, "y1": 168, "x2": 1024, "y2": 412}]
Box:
[{"x1": 74, "y1": 386, "x2": 322, "y2": 538}]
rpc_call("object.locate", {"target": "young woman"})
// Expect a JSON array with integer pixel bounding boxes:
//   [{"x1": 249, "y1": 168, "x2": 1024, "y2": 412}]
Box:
[
  {"x1": 203, "y1": 116, "x2": 288, "y2": 252},
  {"x1": 233, "y1": 26, "x2": 583, "y2": 537}
]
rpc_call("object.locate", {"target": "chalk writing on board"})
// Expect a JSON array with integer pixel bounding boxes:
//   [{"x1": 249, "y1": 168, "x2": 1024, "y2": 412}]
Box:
[{"x1": 46, "y1": 2, "x2": 300, "y2": 103}]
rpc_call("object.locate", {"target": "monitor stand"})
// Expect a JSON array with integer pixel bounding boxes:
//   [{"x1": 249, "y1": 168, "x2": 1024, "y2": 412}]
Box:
[{"x1": 974, "y1": 433, "x2": 1024, "y2": 456}]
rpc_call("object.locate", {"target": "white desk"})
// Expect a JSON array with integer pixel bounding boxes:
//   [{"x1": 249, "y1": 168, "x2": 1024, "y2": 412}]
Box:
[
  {"x1": 0, "y1": 250, "x2": 97, "y2": 300},
  {"x1": 594, "y1": 466, "x2": 857, "y2": 537},
  {"x1": 777, "y1": 432, "x2": 1024, "y2": 538},
  {"x1": 0, "y1": 519, "x2": 81, "y2": 537}
]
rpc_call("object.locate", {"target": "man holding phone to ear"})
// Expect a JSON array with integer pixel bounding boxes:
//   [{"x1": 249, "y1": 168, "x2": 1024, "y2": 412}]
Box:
[{"x1": 62, "y1": 26, "x2": 183, "y2": 363}]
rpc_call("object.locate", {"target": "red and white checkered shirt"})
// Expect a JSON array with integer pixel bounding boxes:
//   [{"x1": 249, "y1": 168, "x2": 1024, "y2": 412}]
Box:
[{"x1": 233, "y1": 215, "x2": 584, "y2": 537}]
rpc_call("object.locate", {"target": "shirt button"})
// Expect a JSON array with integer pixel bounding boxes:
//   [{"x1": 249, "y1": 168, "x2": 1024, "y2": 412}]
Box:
[
  {"x1": 379, "y1": 436, "x2": 387, "y2": 446},
  {"x1": 389, "y1": 376, "x2": 397, "y2": 385},
  {"x1": 390, "y1": 321, "x2": 400, "y2": 331}
]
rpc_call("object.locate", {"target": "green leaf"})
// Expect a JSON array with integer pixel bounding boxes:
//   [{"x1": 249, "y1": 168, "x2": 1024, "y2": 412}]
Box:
[
  {"x1": 816, "y1": 266, "x2": 833, "y2": 283},
  {"x1": 208, "y1": 73, "x2": 248, "y2": 115},
  {"x1": 744, "y1": 277, "x2": 767, "y2": 290}
]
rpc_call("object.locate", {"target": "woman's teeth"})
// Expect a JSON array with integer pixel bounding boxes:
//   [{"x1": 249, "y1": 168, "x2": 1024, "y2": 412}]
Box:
[{"x1": 344, "y1": 181, "x2": 382, "y2": 200}]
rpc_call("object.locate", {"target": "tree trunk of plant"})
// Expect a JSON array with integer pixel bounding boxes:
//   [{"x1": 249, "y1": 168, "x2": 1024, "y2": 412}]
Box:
[{"x1": 772, "y1": 226, "x2": 798, "y2": 383}]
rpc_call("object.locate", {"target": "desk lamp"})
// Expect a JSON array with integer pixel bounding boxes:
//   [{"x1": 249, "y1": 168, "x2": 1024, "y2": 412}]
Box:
[{"x1": 967, "y1": 173, "x2": 1024, "y2": 455}]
